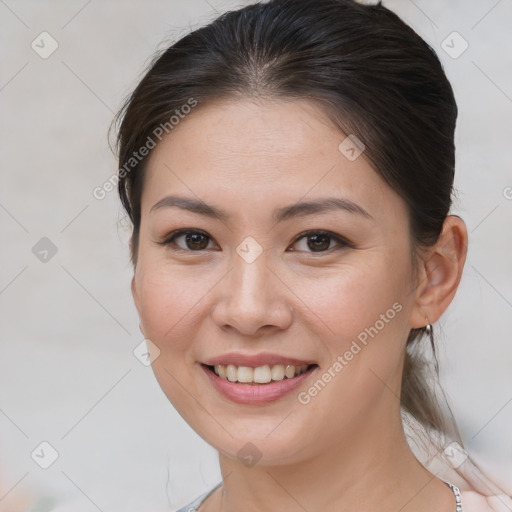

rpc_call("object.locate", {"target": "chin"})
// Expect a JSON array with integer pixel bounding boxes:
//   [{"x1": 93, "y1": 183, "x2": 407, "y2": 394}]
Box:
[{"x1": 192, "y1": 418, "x2": 318, "y2": 467}]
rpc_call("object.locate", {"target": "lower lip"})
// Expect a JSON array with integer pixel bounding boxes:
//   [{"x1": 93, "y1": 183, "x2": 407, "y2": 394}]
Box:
[{"x1": 200, "y1": 364, "x2": 317, "y2": 405}]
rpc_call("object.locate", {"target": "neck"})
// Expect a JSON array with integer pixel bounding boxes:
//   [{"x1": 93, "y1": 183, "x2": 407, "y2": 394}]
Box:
[{"x1": 215, "y1": 406, "x2": 454, "y2": 512}]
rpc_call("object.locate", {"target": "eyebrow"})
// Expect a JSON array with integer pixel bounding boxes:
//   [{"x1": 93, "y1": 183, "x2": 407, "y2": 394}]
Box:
[{"x1": 150, "y1": 195, "x2": 373, "y2": 222}]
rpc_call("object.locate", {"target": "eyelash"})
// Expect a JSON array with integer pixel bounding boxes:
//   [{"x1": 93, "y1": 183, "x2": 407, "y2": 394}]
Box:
[{"x1": 157, "y1": 229, "x2": 353, "y2": 255}]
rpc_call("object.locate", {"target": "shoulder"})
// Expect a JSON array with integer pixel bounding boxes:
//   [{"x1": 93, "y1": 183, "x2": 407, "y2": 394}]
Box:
[
  {"x1": 460, "y1": 490, "x2": 512, "y2": 512},
  {"x1": 172, "y1": 481, "x2": 223, "y2": 512},
  {"x1": 402, "y1": 426, "x2": 512, "y2": 512}
]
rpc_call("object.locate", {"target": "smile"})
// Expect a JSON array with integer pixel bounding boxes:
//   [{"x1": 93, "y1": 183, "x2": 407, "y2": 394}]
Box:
[
  {"x1": 200, "y1": 363, "x2": 319, "y2": 405},
  {"x1": 209, "y1": 363, "x2": 313, "y2": 383}
]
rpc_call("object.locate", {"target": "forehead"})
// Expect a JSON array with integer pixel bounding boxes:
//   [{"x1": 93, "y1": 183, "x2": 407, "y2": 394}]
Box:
[
  {"x1": 141, "y1": 97, "x2": 404, "y2": 222},
  {"x1": 148, "y1": 97, "x2": 346, "y2": 166}
]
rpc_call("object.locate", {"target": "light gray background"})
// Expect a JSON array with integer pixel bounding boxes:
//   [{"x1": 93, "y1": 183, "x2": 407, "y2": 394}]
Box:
[{"x1": 1, "y1": 1, "x2": 511, "y2": 511}]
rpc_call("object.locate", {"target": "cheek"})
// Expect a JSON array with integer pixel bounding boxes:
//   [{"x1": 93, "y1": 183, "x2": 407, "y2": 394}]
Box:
[
  {"x1": 289, "y1": 258, "x2": 410, "y2": 397},
  {"x1": 290, "y1": 256, "x2": 410, "y2": 347},
  {"x1": 135, "y1": 264, "x2": 212, "y2": 424},
  {"x1": 291, "y1": 258, "x2": 411, "y2": 424},
  {"x1": 136, "y1": 262, "x2": 212, "y2": 353}
]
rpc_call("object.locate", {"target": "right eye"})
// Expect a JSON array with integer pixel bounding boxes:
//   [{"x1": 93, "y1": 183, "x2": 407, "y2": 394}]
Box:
[{"x1": 158, "y1": 229, "x2": 218, "y2": 252}]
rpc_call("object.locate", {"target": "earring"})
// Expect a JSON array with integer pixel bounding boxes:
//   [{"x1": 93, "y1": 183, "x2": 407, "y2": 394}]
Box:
[{"x1": 425, "y1": 317, "x2": 432, "y2": 335}]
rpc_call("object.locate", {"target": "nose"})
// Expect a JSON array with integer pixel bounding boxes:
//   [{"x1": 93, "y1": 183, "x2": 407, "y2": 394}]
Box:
[{"x1": 211, "y1": 252, "x2": 293, "y2": 336}]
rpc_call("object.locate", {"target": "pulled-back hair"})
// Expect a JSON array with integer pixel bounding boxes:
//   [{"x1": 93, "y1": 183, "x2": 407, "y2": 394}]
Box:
[{"x1": 113, "y1": 0, "x2": 461, "y2": 443}]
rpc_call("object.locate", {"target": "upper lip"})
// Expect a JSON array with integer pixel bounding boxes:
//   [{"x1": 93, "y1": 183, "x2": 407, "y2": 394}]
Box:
[{"x1": 202, "y1": 352, "x2": 317, "y2": 367}]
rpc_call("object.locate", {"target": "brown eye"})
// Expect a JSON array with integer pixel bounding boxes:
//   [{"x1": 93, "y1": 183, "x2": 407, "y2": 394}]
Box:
[
  {"x1": 183, "y1": 232, "x2": 210, "y2": 250},
  {"x1": 306, "y1": 233, "x2": 331, "y2": 251},
  {"x1": 290, "y1": 230, "x2": 351, "y2": 253},
  {"x1": 159, "y1": 229, "x2": 215, "y2": 251}
]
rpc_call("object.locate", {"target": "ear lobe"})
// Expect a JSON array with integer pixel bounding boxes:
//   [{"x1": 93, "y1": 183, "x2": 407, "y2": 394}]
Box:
[{"x1": 410, "y1": 215, "x2": 468, "y2": 328}]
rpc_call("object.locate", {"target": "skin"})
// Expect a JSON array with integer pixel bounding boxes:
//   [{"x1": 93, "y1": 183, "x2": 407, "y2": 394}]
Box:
[{"x1": 131, "y1": 97, "x2": 468, "y2": 512}]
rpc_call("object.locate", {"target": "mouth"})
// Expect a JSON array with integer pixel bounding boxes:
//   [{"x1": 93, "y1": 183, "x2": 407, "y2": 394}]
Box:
[
  {"x1": 202, "y1": 363, "x2": 318, "y2": 384},
  {"x1": 200, "y1": 362, "x2": 319, "y2": 405}
]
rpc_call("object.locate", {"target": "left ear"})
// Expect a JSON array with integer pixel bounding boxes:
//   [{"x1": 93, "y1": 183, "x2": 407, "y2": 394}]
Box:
[{"x1": 410, "y1": 215, "x2": 468, "y2": 328}]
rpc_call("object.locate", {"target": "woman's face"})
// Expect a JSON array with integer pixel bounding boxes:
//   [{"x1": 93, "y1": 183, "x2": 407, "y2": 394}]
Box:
[{"x1": 132, "y1": 98, "x2": 423, "y2": 464}]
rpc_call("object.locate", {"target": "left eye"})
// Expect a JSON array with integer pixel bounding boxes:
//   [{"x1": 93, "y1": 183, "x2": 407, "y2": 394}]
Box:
[{"x1": 289, "y1": 230, "x2": 350, "y2": 253}]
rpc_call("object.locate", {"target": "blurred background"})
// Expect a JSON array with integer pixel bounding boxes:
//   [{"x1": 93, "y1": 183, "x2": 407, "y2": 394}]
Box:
[{"x1": 0, "y1": 0, "x2": 511, "y2": 510}]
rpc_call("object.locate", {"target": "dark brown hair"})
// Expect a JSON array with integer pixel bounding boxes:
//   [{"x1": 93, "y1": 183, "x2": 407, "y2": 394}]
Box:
[{"x1": 113, "y1": 0, "x2": 461, "y2": 440}]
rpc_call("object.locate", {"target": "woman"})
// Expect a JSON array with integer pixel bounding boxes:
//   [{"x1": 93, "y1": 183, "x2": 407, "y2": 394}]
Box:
[{"x1": 112, "y1": 0, "x2": 511, "y2": 510}]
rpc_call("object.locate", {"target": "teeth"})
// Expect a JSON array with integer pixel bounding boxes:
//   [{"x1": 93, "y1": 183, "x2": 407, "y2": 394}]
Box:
[
  {"x1": 237, "y1": 366, "x2": 253, "y2": 383},
  {"x1": 226, "y1": 364, "x2": 238, "y2": 382},
  {"x1": 285, "y1": 365, "x2": 295, "y2": 378},
  {"x1": 271, "y1": 365, "x2": 285, "y2": 381},
  {"x1": 253, "y1": 365, "x2": 271, "y2": 383},
  {"x1": 212, "y1": 363, "x2": 310, "y2": 383}
]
